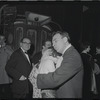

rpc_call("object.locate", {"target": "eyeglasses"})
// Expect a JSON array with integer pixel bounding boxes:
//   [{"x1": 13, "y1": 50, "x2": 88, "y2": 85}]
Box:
[{"x1": 22, "y1": 42, "x2": 31, "y2": 45}]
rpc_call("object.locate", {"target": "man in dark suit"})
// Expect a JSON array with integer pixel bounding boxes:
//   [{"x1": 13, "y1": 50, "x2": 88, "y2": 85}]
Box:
[
  {"x1": 5, "y1": 37, "x2": 33, "y2": 99},
  {"x1": 80, "y1": 42, "x2": 93, "y2": 99},
  {"x1": 37, "y1": 31, "x2": 83, "y2": 98}
]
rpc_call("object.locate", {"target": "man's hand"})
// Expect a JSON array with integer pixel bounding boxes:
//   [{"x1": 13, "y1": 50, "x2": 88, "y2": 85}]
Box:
[{"x1": 19, "y1": 75, "x2": 27, "y2": 81}]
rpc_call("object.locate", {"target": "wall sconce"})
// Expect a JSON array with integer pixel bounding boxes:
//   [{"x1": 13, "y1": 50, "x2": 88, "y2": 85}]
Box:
[{"x1": 25, "y1": 11, "x2": 51, "y2": 26}]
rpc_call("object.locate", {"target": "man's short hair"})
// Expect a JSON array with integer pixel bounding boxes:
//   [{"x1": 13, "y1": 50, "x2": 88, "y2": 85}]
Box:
[
  {"x1": 52, "y1": 31, "x2": 71, "y2": 43},
  {"x1": 20, "y1": 37, "x2": 31, "y2": 43}
]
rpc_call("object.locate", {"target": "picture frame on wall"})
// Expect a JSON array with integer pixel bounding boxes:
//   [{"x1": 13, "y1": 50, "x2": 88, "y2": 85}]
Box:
[
  {"x1": 27, "y1": 29, "x2": 37, "y2": 55},
  {"x1": 15, "y1": 27, "x2": 23, "y2": 50}
]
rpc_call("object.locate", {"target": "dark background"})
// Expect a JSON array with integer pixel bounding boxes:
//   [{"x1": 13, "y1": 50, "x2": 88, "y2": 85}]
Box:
[{"x1": 0, "y1": 1, "x2": 100, "y2": 54}]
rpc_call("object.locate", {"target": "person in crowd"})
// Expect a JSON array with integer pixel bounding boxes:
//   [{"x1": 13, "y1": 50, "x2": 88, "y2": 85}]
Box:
[
  {"x1": 38, "y1": 47, "x2": 62, "y2": 98},
  {"x1": 94, "y1": 45, "x2": 100, "y2": 67},
  {"x1": 5, "y1": 37, "x2": 33, "y2": 99},
  {"x1": 94, "y1": 45, "x2": 100, "y2": 98},
  {"x1": 29, "y1": 47, "x2": 62, "y2": 98},
  {"x1": 0, "y1": 35, "x2": 13, "y2": 99},
  {"x1": 35, "y1": 31, "x2": 83, "y2": 98},
  {"x1": 31, "y1": 39, "x2": 52, "y2": 65},
  {"x1": 80, "y1": 42, "x2": 95, "y2": 99}
]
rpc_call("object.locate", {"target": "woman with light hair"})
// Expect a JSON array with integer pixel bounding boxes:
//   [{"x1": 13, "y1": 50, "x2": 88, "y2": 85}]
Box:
[{"x1": 29, "y1": 47, "x2": 63, "y2": 98}]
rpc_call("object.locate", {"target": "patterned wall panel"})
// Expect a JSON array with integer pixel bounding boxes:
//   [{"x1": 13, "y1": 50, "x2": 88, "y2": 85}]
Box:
[{"x1": 27, "y1": 29, "x2": 37, "y2": 53}]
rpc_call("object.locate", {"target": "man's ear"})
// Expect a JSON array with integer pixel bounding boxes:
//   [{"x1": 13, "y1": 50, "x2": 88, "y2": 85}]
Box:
[{"x1": 63, "y1": 37, "x2": 67, "y2": 43}]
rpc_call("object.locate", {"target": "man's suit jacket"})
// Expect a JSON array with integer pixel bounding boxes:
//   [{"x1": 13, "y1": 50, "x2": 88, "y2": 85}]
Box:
[
  {"x1": 5, "y1": 48, "x2": 32, "y2": 94},
  {"x1": 31, "y1": 51, "x2": 42, "y2": 64},
  {"x1": 37, "y1": 46, "x2": 83, "y2": 98}
]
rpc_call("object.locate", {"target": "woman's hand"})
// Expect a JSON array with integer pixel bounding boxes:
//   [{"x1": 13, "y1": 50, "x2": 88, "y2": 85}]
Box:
[{"x1": 33, "y1": 69, "x2": 39, "y2": 78}]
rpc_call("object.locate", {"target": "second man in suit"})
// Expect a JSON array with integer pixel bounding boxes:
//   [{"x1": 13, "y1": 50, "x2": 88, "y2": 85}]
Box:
[{"x1": 5, "y1": 37, "x2": 33, "y2": 99}]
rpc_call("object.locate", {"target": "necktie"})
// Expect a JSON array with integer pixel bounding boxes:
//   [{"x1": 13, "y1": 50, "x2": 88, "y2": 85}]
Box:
[{"x1": 24, "y1": 52, "x2": 30, "y2": 64}]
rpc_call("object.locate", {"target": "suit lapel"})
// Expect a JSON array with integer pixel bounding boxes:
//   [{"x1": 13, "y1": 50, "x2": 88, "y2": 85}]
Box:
[
  {"x1": 62, "y1": 46, "x2": 73, "y2": 57},
  {"x1": 19, "y1": 48, "x2": 31, "y2": 65}
]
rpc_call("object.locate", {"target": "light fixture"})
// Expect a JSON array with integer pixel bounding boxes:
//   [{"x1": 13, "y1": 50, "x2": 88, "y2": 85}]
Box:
[{"x1": 25, "y1": 11, "x2": 51, "y2": 26}]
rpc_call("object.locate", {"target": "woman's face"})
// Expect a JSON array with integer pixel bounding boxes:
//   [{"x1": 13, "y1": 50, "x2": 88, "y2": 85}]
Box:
[
  {"x1": 96, "y1": 48, "x2": 100, "y2": 54},
  {"x1": 43, "y1": 49, "x2": 52, "y2": 56},
  {"x1": 86, "y1": 46, "x2": 90, "y2": 52}
]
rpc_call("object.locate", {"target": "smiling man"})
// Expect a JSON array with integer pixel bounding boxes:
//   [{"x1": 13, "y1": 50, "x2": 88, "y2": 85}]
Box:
[{"x1": 5, "y1": 37, "x2": 33, "y2": 99}]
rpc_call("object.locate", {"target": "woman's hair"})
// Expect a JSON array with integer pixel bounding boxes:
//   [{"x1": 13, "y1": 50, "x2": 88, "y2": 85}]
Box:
[
  {"x1": 48, "y1": 46, "x2": 61, "y2": 57},
  {"x1": 80, "y1": 42, "x2": 90, "y2": 52},
  {"x1": 96, "y1": 44, "x2": 100, "y2": 49}
]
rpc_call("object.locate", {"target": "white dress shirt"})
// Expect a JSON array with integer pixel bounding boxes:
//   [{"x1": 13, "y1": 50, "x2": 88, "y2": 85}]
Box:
[{"x1": 21, "y1": 47, "x2": 31, "y2": 64}]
